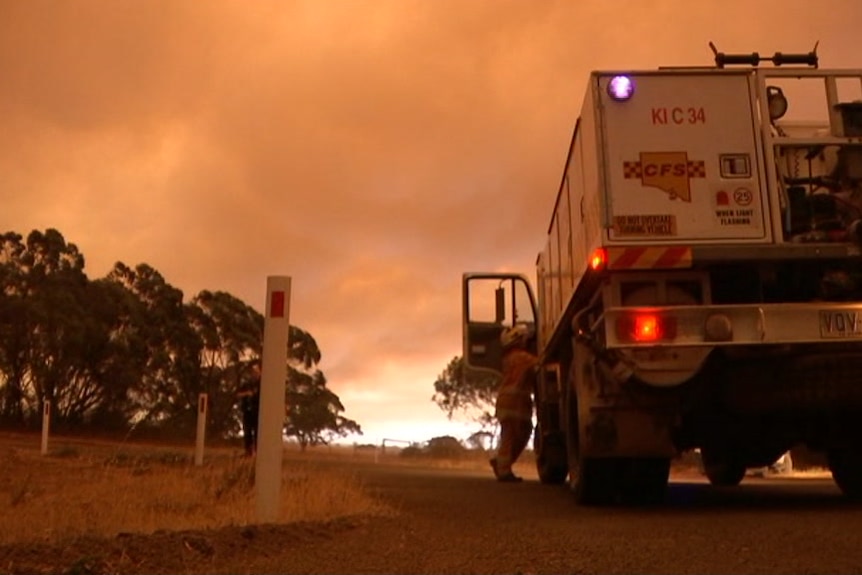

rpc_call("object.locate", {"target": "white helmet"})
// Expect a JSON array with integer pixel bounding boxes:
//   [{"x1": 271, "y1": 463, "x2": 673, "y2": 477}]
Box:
[{"x1": 501, "y1": 324, "x2": 533, "y2": 349}]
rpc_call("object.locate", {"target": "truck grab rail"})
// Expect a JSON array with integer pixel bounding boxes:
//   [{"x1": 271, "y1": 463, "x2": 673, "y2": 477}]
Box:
[{"x1": 709, "y1": 41, "x2": 819, "y2": 68}]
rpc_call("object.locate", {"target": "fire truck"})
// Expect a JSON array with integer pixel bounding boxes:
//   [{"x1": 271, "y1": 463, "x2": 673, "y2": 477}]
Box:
[{"x1": 462, "y1": 45, "x2": 862, "y2": 504}]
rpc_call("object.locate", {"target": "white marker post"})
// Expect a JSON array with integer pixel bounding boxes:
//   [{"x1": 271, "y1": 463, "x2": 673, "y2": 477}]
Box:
[
  {"x1": 195, "y1": 393, "x2": 208, "y2": 466},
  {"x1": 41, "y1": 400, "x2": 50, "y2": 455},
  {"x1": 255, "y1": 276, "x2": 291, "y2": 523}
]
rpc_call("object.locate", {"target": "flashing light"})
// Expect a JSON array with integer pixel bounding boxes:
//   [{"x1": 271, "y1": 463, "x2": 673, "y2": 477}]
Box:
[
  {"x1": 616, "y1": 313, "x2": 677, "y2": 343},
  {"x1": 589, "y1": 247, "x2": 608, "y2": 271},
  {"x1": 607, "y1": 75, "x2": 635, "y2": 101}
]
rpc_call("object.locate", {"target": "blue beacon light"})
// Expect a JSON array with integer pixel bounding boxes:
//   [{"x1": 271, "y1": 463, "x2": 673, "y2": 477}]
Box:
[{"x1": 607, "y1": 75, "x2": 635, "y2": 101}]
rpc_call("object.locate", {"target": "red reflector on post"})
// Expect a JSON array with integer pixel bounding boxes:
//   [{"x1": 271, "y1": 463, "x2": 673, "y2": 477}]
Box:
[{"x1": 270, "y1": 291, "x2": 285, "y2": 318}]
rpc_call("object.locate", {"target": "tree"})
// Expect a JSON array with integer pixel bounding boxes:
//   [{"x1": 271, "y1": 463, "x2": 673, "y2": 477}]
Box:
[
  {"x1": 425, "y1": 435, "x2": 466, "y2": 459},
  {"x1": 106, "y1": 262, "x2": 203, "y2": 433},
  {"x1": 432, "y1": 356, "x2": 500, "y2": 430},
  {"x1": 466, "y1": 430, "x2": 494, "y2": 451},
  {"x1": 284, "y1": 369, "x2": 361, "y2": 450},
  {"x1": 187, "y1": 290, "x2": 263, "y2": 438},
  {"x1": 0, "y1": 228, "x2": 364, "y2": 442},
  {"x1": 78, "y1": 277, "x2": 151, "y2": 428},
  {"x1": 0, "y1": 231, "x2": 143, "y2": 428},
  {"x1": 0, "y1": 232, "x2": 30, "y2": 423},
  {"x1": 1, "y1": 229, "x2": 106, "y2": 428},
  {"x1": 185, "y1": 291, "x2": 353, "y2": 443}
]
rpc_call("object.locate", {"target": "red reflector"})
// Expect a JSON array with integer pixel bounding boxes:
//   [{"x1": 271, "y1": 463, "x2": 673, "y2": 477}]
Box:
[
  {"x1": 634, "y1": 315, "x2": 660, "y2": 342},
  {"x1": 616, "y1": 313, "x2": 677, "y2": 343},
  {"x1": 589, "y1": 248, "x2": 607, "y2": 271},
  {"x1": 271, "y1": 291, "x2": 285, "y2": 318}
]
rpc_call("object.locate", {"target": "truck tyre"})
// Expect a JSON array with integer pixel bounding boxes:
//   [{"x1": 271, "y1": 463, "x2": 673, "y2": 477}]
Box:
[
  {"x1": 533, "y1": 367, "x2": 568, "y2": 485},
  {"x1": 828, "y1": 448, "x2": 862, "y2": 500},
  {"x1": 572, "y1": 457, "x2": 621, "y2": 505},
  {"x1": 566, "y1": 342, "x2": 619, "y2": 505},
  {"x1": 701, "y1": 448, "x2": 746, "y2": 486},
  {"x1": 535, "y1": 430, "x2": 568, "y2": 484},
  {"x1": 620, "y1": 458, "x2": 671, "y2": 505}
]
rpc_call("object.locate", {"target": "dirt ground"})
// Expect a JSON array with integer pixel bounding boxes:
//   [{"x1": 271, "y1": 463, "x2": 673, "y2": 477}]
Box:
[
  {"x1": 1, "y1": 517, "x2": 368, "y2": 575},
  {"x1": 0, "y1": 433, "x2": 384, "y2": 575},
  {"x1": 1, "y1": 431, "x2": 527, "y2": 575}
]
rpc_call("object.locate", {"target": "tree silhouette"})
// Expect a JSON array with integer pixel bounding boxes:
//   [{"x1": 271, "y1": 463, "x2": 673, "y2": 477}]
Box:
[
  {"x1": 285, "y1": 369, "x2": 361, "y2": 450},
  {"x1": 0, "y1": 232, "x2": 30, "y2": 423},
  {"x1": 107, "y1": 262, "x2": 203, "y2": 432},
  {"x1": 0, "y1": 228, "x2": 363, "y2": 443},
  {"x1": 432, "y1": 356, "x2": 499, "y2": 430}
]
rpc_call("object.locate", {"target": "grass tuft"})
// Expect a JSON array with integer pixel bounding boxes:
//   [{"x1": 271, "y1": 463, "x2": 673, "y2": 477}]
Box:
[{"x1": 0, "y1": 443, "x2": 389, "y2": 545}]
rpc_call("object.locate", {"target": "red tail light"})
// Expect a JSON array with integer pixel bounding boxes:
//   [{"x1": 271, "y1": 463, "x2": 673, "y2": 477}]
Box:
[
  {"x1": 616, "y1": 313, "x2": 677, "y2": 343},
  {"x1": 589, "y1": 248, "x2": 607, "y2": 271}
]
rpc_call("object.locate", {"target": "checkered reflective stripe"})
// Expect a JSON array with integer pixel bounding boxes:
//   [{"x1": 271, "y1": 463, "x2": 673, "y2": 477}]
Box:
[
  {"x1": 607, "y1": 246, "x2": 692, "y2": 269},
  {"x1": 623, "y1": 161, "x2": 642, "y2": 178},
  {"x1": 687, "y1": 161, "x2": 706, "y2": 177}
]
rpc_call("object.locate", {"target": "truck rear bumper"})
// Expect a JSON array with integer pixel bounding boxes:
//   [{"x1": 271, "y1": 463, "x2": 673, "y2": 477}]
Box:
[{"x1": 603, "y1": 302, "x2": 862, "y2": 348}]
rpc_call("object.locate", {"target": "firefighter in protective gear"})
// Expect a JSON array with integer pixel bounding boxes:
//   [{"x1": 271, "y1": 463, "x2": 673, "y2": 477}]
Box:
[{"x1": 490, "y1": 323, "x2": 538, "y2": 482}]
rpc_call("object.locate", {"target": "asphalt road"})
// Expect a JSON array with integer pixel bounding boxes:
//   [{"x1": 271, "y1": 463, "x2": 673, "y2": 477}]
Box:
[{"x1": 258, "y1": 459, "x2": 862, "y2": 575}]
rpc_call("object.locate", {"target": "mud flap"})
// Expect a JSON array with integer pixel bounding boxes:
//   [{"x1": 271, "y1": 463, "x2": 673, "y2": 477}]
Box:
[{"x1": 581, "y1": 407, "x2": 677, "y2": 458}]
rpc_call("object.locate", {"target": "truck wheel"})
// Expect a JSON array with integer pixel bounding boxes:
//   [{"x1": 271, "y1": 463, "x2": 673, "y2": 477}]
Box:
[
  {"x1": 701, "y1": 448, "x2": 746, "y2": 486},
  {"x1": 564, "y1": 386, "x2": 609, "y2": 503},
  {"x1": 535, "y1": 429, "x2": 568, "y2": 484},
  {"x1": 620, "y1": 458, "x2": 671, "y2": 505},
  {"x1": 572, "y1": 457, "x2": 621, "y2": 505},
  {"x1": 828, "y1": 448, "x2": 862, "y2": 500},
  {"x1": 565, "y1": 345, "x2": 619, "y2": 505}
]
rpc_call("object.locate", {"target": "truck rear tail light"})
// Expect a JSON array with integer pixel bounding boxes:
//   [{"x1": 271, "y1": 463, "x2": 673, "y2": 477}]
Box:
[
  {"x1": 589, "y1": 248, "x2": 608, "y2": 271},
  {"x1": 607, "y1": 75, "x2": 634, "y2": 101},
  {"x1": 616, "y1": 313, "x2": 677, "y2": 343}
]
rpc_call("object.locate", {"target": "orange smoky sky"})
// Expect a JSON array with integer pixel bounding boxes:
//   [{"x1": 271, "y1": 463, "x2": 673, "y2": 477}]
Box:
[{"x1": 1, "y1": 0, "x2": 860, "y2": 443}]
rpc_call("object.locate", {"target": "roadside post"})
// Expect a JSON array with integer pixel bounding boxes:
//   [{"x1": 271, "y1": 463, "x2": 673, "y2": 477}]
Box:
[
  {"x1": 40, "y1": 400, "x2": 50, "y2": 455},
  {"x1": 195, "y1": 393, "x2": 208, "y2": 466},
  {"x1": 255, "y1": 276, "x2": 291, "y2": 522}
]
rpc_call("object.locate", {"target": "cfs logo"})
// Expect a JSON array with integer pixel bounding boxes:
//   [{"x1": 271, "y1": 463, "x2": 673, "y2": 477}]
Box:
[{"x1": 623, "y1": 152, "x2": 706, "y2": 202}]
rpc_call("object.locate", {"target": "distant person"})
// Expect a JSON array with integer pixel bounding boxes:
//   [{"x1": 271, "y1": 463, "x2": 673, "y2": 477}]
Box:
[
  {"x1": 490, "y1": 324, "x2": 538, "y2": 483},
  {"x1": 237, "y1": 363, "x2": 261, "y2": 456}
]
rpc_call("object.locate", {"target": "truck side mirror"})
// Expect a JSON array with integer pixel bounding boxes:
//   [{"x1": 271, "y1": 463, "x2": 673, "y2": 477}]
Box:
[{"x1": 495, "y1": 287, "x2": 505, "y2": 323}]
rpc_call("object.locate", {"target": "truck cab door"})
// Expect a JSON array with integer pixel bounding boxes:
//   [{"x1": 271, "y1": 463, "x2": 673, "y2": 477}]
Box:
[{"x1": 462, "y1": 273, "x2": 538, "y2": 373}]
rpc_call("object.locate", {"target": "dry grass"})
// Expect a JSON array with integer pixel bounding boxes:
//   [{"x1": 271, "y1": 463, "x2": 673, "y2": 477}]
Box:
[{"x1": 0, "y1": 439, "x2": 390, "y2": 546}]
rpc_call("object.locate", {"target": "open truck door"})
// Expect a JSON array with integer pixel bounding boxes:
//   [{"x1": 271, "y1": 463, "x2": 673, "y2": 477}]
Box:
[{"x1": 462, "y1": 273, "x2": 538, "y2": 373}]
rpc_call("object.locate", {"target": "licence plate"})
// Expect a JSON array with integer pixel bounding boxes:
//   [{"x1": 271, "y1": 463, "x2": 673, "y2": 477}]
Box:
[{"x1": 819, "y1": 310, "x2": 862, "y2": 338}]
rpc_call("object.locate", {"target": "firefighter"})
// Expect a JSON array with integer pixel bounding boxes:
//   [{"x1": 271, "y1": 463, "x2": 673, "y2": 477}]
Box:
[{"x1": 490, "y1": 324, "x2": 538, "y2": 482}]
